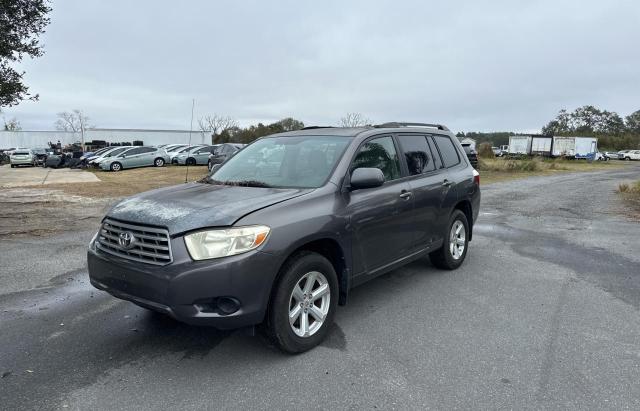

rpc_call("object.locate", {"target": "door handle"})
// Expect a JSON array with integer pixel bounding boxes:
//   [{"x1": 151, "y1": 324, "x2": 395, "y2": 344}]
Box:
[
  {"x1": 399, "y1": 191, "x2": 412, "y2": 200},
  {"x1": 442, "y1": 179, "x2": 452, "y2": 187}
]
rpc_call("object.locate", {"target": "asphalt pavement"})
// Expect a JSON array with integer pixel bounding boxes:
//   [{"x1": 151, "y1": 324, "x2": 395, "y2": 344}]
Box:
[{"x1": 1, "y1": 164, "x2": 639, "y2": 410}]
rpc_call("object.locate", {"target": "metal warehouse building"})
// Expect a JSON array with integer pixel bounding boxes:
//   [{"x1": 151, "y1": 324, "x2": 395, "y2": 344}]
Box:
[{"x1": 0, "y1": 128, "x2": 210, "y2": 149}]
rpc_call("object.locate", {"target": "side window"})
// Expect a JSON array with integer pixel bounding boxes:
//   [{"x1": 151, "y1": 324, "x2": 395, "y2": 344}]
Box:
[
  {"x1": 125, "y1": 148, "x2": 142, "y2": 156},
  {"x1": 351, "y1": 136, "x2": 401, "y2": 181},
  {"x1": 432, "y1": 135, "x2": 460, "y2": 168},
  {"x1": 397, "y1": 134, "x2": 435, "y2": 175},
  {"x1": 141, "y1": 147, "x2": 156, "y2": 154},
  {"x1": 426, "y1": 137, "x2": 443, "y2": 169}
]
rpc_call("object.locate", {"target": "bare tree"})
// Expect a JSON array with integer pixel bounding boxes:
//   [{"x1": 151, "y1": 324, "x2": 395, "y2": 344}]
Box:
[
  {"x1": 198, "y1": 114, "x2": 238, "y2": 143},
  {"x1": 55, "y1": 109, "x2": 93, "y2": 132},
  {"x1": 340, "y1": 112, "x2": 372, "y2": 127},
  {"x1": 3, "y1": 117, "x2": 22, "y2": 131}
]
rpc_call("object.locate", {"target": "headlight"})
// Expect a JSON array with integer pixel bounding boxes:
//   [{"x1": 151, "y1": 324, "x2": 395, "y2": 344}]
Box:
[{"x1": 184, "y1": 225, "x2": 270, "y2": 260}]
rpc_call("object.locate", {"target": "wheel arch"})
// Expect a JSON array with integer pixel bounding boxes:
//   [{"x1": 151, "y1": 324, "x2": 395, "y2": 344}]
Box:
[
  {"x1": 271, "y1": 237, "x2": 350, "y2": 308},
  {"x1": 454, "y1": 199, "x2": 473, "y2": 241}
]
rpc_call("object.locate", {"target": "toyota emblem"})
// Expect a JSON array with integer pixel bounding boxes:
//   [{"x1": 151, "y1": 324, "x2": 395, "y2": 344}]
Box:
[{"x1": 118, "y1": 231, "x2": 136, "y2": 249}]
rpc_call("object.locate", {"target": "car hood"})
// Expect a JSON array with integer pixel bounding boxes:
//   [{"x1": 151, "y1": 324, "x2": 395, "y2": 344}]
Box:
[{"x1": 106, "y1": 182, "x2": 312, "y2": 235}]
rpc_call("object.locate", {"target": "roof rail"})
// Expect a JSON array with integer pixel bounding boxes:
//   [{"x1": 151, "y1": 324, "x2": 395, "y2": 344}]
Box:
[
  {"x1": 374, "y1": 122, "x2": 450, "y2": 131},
  {"x1": 301, "y1": 126, "x2": 335, "y2": 130}
]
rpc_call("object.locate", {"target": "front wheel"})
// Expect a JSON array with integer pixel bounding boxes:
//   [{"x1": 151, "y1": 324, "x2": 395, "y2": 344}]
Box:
[
  {"x1": 186, "y1": 157, "x2": 196, "y2": 166},
  {"x1": 429, "y1": 209, "x2": 469, "y2": 270},
  {"x1": 154, "y1": 157, "x2": 165, "y2": 167},
  {"x1": 625, "y1": 157, "x2": 631, "y2": 161},
  {"x1": 110, "y1": 162, "x2": 122, "y2": 172},
  {"x1": 265, "y1": 251, "x2": 338, "y2": 353}
]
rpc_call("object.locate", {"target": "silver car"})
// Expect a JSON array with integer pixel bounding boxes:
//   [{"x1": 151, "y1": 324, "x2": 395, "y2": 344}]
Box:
[
  {"x1": 10, "y1": 150, "x2": 35, "y2": 168},
  {"x1": 99, "y1": 146, "x2": 170, "y2": 171},
  {"x1": 90, "y1": 146, "x2": 133, "y2": 166},
  {"x1": 169, "y1": 145, "x2": 205, "y2": 164},
  {"x1": 175, "y1": 145, "x2": 218, "y2": 165}
]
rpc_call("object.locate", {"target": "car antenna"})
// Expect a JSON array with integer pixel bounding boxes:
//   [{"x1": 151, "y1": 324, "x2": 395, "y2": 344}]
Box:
[{"x1": 185, "y1": 98, "x2": 195, "y2": 183}]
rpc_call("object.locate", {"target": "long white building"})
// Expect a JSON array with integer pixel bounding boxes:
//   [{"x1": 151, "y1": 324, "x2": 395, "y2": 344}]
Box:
[{"x1": 0, "y1": 128, "x2": 210, "y2": 149}]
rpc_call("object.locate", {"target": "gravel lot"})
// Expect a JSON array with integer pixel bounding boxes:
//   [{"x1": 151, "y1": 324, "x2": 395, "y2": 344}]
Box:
[{"x1": 0, "y1": 164, "x2": 639, "y2": 410}]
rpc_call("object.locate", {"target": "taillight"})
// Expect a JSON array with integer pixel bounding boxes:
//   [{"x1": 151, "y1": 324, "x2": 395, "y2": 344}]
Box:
[{"x1": 473, "y1": 169, "x2": 480, "y2": 185}]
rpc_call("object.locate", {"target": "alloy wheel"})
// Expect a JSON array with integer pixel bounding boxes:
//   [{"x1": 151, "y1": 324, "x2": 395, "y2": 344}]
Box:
[
  {"x1": 288, "y1": 271, "x2": 330, "y2": 338},
  {"x1": 449, "y1": 220, "x2": 466, "y2": 260}
]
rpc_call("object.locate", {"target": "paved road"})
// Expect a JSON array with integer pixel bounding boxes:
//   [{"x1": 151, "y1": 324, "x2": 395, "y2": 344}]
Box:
[{"x1": 1, "y1": 165, "x2": 639, "y2": 410}]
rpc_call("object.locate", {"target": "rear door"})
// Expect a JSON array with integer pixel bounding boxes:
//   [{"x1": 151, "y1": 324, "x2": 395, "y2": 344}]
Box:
[
  {"x1": 138, "y1": 147, "x2": 158, "y2": 166},
  {"x1": 346, "y1": 135, "x2": 414, "y2": 275},
  {"x1": 396, "y1": 133, "x2": 447, "y2": 251}
]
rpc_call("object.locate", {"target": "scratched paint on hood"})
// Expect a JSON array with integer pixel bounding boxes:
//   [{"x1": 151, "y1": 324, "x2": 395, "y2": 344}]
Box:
[{"x1": 111, "y1": 197, "x2": 194, "y2": 220}]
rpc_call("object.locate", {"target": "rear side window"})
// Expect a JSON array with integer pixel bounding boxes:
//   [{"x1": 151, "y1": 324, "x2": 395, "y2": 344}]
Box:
[
  {"x1": 432, "y1": 135, "x2": 460, "y2": 168},
  {"x1": 140, "y1": 147, "x2": 156, "y2": 153},
  {"x1": 397, "y1": 134, "x2": 435, "y2": 175},
  {"x1": 351, "y1": 136, "x2": 401, "y2": 181}
]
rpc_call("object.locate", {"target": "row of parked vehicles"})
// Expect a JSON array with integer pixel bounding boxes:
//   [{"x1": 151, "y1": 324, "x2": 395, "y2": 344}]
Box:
[{"x1": 6, "y1": 143, "x2": 247, "y2": 171}]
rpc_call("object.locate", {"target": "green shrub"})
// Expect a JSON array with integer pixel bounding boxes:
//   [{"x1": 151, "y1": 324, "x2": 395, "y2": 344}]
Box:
[{"x1": 477, "y1": 143, "x2": 495, "y2": 158}]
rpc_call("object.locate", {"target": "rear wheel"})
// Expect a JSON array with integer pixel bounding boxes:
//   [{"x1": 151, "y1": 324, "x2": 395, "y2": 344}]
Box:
[
  {"x1": 265, "y1": 251, "x2": 338, "y2": 353},
  {"x1": 154, "y1": 157, "x2": 165, "y2": 167},
  {"x1": 110, "y1": 162, "x2": 122, "y2": 172},
  {"x1": 429, "y1": 209, "x2": 469, "y2": 270}
]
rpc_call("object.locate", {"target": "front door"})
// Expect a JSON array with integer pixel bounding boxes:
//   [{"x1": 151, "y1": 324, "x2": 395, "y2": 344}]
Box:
[{"x1": 345, "y1": 135, "x2": 414, "y2": 275}]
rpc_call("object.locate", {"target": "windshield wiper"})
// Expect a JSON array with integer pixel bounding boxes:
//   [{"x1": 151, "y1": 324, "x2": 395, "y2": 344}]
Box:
[{"x1": 204, "y1": 178, "x2": 272, "y2": 188}]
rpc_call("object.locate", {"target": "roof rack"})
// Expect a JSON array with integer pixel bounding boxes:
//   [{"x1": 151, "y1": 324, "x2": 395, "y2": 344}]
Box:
[
  {"x1": 374, "y1": 122, "x2": 450, "y2": 131},
  {"x1": 301, "y1": 126, "x2": 336, "y2": 130}
]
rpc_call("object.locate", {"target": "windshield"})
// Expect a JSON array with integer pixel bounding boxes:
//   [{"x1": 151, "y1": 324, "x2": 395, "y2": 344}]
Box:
[
  {"x1": 14, "y1": 151, "x2": 30, "y2": 155},
  {"x1": 205, "y1": 135, "x2": 351, "y2": 188}
]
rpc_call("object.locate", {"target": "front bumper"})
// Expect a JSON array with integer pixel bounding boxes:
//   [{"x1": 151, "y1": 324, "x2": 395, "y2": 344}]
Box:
[
  {"x1": 175, "y1": 157, "x2": 188, "y2": 165},
  {"x1": 88, "y1": 238, "x2": 281, "y2": 329}
]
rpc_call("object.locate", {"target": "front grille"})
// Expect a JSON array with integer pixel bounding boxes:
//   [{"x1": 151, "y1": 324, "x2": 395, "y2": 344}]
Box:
[{"x1": 97, "y1": 218, "x2": 172, "y2": 265}]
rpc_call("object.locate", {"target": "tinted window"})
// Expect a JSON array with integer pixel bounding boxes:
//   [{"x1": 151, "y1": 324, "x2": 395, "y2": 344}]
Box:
[
  {"x1": 351, "y1": 136, "x2": 401, "y2": 181},
  {"x1": 124, "y1": 148, "x2": 142, "y2": 155},
  {"x1": 140, "y1": 147, "x2": 156, "y2": 153},
  {"x1": 397, "y1": 134, "x2": 435, "y2": 175},
  {"x1": 433, "y1": 135, "x2": 460, "y2": 168}
]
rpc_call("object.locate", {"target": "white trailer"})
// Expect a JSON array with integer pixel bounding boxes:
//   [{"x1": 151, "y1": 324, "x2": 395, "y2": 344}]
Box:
[
  {"x1": 530, "y1": 136, "x2": 553, "y2": 156},
  {"x1": 508, "y1": 135, "x2": 532, "y2": 155},
  {"x1": 552, "y1": 136, "x2": 598, "y2": 159}
]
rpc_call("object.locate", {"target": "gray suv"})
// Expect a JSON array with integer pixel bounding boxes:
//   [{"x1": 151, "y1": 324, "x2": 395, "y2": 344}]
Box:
[{"x1": 88, "y1": 123, "x2": 481, "y2": 352}]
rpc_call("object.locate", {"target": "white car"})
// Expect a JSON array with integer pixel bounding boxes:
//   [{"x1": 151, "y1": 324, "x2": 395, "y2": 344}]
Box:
[
  {"x1": 621, "y1": 150, "x2": 640, "y2": 161},
  {"x1": 10, "y1": 149, "x2": 35, "y2": 168}
]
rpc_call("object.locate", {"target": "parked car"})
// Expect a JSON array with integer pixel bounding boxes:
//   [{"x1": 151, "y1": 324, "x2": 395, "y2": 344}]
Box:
[
  {"x1": 461, "y1": 144, "x2": 478, "y2": 168},
  {"x1": 90, "y1": 146, "x2": 133, "y2": 166},
  {"x1": 621, "y1": 150, "x2": 640, "y2": 161},
  {"x1": 175, "y1": 145, "x2": 219, "y2": 166},
  {"x1": 170, "y1": 145, "x2": 205, "y2": 164},
  {"x1": 88, "y1": 122, "x2": 480, "y2": 353},
  {"x1": 31, "y1": 148, "x2": 52, "y2": 166},
  {"x1": 207, "y1": 143, "x2": 245, "y2": 170},
  {"x1": 99, "y1": 146, "x2": 170, "y2": 171},
  {"x1": 82, "y1": 147, "x2": 112, "y2": 163},
  {"x1": 10, "y1": 149, "x2": 35, "y2": 168},
  {"x1": 602, "y1": 151, "x2": 619, "y2": 160}
]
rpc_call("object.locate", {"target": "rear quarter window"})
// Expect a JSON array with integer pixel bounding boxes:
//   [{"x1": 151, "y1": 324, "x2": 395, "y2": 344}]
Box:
[{"x1": 433, "y1": 135, "x2": 461, "y2": 168}]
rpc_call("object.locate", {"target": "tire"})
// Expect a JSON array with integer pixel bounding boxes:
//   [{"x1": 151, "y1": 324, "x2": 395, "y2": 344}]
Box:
[
  {"x1": 265, "y1": 251, "x2": 338, "y2": 354},
  {"x1": 207, "y1": 161, "x2": 212, "y2": 171},
  {"x1": 625, "y1": 157, "x2": 631, "y2": 161},
  {"x1": 110, "y1": 162, "x2": 122, "y2": 172},
  {"x1": 429, "y1": 209, "x2": 469, "y2": 270},
  {"x1": 10, "y1": 164, "x2": 15, "y2": 168},
  {"x1": 154, "y1": 157, "x2": 165, "y2": 167},
  {"x1": 186, "y1": 157, "x2": 196, "y2": 166}
]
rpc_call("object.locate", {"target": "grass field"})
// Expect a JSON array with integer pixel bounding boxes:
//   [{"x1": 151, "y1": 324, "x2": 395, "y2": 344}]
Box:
[
  {"x1": 478, "y1": 157, "x2": 628, "y2": 184},
  {"x1": 31, "y1": 159, "x2": 633, "y2": 198},
  {"x1": 617, "y1": 180, "x2": 640, "y2": 216},
  {"x1": 44, "y1": 165, "x2": 210, "y2": 198}
]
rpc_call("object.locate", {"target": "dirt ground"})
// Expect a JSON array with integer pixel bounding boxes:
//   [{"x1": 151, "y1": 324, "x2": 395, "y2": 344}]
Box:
[{"x1": 0, "y1": 166, "x2": 209, "y2": 238}]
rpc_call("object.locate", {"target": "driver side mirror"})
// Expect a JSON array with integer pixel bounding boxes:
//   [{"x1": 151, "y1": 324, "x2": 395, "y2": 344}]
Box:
[{"x1": 350, "y1": 167, "x2": 385, "y2": 190}]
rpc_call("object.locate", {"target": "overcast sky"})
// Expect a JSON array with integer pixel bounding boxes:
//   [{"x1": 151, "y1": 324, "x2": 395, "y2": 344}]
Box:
[{"x1": 3, "y1": 0, "x2": 639, "y2": 133}]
